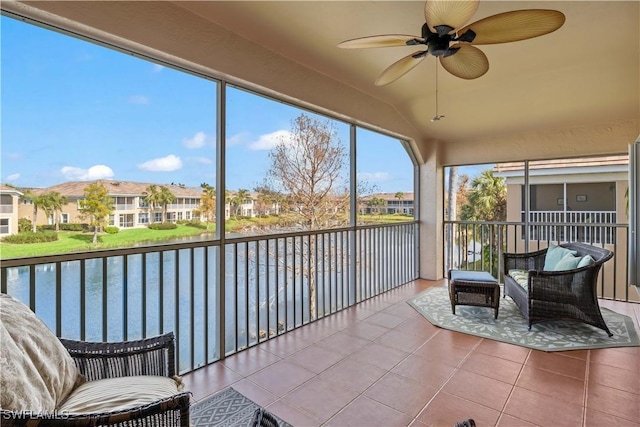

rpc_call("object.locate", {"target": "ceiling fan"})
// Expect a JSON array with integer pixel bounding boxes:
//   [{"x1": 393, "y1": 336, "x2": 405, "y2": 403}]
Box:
[{"x1": 338, "y1": 0, "x2": 565, "y2": 85}]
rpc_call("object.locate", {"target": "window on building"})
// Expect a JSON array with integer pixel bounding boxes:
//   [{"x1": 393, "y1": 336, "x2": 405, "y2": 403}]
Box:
[
  {"x1": 0, "y1": 218, "x2": 9, "y2": 234},
  {"x1": 138, "y1": 212, "x2": 149, "y2": 224},
  {"x1": 119, "y1": 214, "x2": 134, "y2": 228}
]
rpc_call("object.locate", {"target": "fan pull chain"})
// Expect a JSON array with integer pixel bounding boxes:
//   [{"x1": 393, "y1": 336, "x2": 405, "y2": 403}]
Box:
[{"x1": 431, "y1": 61, "x2": 445, "y2": 122}]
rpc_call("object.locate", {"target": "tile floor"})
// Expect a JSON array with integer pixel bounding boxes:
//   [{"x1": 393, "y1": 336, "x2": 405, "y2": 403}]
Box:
[{"x1": 183, "y1": 279, "x2": 640, "y2": 426}]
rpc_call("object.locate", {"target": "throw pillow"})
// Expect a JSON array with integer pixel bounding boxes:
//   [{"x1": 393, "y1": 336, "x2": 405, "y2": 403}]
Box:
[
  {"x1": 0, "y1": 293, "x2": 84, "y2": 412},
  {"x1": 543, "y1": 244, "x2": 578, "y2": 270},
  {"x1": 577, "y1": 254, "x2": 594, "y2": 268},
  {"x1": 553, "y1": 254, "x2": 582, "y2": 271}
]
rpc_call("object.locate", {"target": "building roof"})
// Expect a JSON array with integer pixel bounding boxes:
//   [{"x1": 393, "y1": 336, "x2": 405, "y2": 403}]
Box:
[
  {"x1": 27, "y1": 180, "x2": 202, "y2": 198},
  {"x1": 0, "y1": 184, "x2": 23, "y2": 196},
  {"x1": 361, "y1": 192, "x2": 414, "y2": 202}
]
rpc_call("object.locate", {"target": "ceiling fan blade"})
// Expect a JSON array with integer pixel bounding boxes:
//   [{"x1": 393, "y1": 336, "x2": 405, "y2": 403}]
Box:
[
  {"x1": 338, "y1": 35, "x2": 424, "y2": 49},
  {"x1": 425, "y1": 0, "x2": 479, "y2": 34},
  {"x1": 375, "y1": 51, "x2": 428, "y2": 86},
  {"x1": 458, "y1": 9, "x2": 566, "y2": 45},
  {"x1": 440, "y1": 44, "x2": 489, "y2": 79}
]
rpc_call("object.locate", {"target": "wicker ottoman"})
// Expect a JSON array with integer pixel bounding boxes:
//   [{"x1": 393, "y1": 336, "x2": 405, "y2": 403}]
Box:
[{"x1": 448, "y1": 270, "x2": 500, "y2": 319}]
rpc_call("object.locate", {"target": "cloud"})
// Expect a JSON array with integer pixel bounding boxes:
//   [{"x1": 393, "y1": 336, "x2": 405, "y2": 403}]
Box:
[
  {"x1": 248, "y1": 130, "x2": 293, "y2": 150},
  {"x1": 2, "y1": 152, "x2": 22, "y2": 160},
  {"x1": 137, "y1": 155, "x2": 182, "y2": 172},
  {"x1": 128, "y1": 95, "x2": 149, "y2": 105},
  {"x1": 61, "y1": 165, "x2": 115, "y2": 181},
  {"x1": 189, "y1": 156, "x2": 213, "y2": 165},
  {"x1": 357, "y1": 172, "x2": 391, "y2": 182},
  {"x1": 6, "y1": 173, "x2": 20, "y2": 182},
  {"x1": 183, "y1": 131, "x2": 208, "y2": 149},
  {"x1": 226, "y1": 131, "x2": 250, "y2": 147},
  {"x1": 152, "y1": 64, "x2": 164, "y2": 73}
]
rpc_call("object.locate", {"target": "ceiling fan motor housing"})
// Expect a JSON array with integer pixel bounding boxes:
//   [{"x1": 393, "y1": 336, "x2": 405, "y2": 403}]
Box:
[{"x1": 422, "y1": 23, "x2": 459, "y2": 57}]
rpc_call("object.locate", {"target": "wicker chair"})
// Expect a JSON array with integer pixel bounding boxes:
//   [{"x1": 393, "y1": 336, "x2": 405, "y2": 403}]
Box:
[
  {"x1": 1, "y1": 332, "x2": 191, "y2": 426},
  {"x1": 503, "y1": 242, "x2": 614, "y2": 336}
]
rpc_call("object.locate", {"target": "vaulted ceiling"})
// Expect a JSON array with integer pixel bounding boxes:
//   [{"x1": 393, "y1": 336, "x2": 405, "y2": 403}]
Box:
[{"x1": 4, "y1": 1, "x2": 639, "y2": 165}]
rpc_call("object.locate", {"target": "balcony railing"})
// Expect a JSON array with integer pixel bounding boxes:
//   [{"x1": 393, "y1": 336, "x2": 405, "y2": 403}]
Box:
[
  {"x1": 524, "y1": 211, "x2": 617, "y2": 244},
  {"x1": 0, "y1": 221, "x2": 418, "y2": 374},
  {"x1": 444, "y1": 220, "x2": 636, "y2": 303}
]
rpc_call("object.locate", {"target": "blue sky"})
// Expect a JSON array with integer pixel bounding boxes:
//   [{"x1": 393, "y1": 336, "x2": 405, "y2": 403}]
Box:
[{"x1": 1, "y1": 16, "x2": 415, "y2": 193}]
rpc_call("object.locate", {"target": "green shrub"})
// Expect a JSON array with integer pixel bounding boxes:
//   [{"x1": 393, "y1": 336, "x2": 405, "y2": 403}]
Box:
[
  {"x1": 148, "y1": 222, "x2": 178, "y2": 230},
  {"x1": 104, "y1": 226, "x2": 119, "y2": 234},
  {"x1": 38, "y1": 223, "x2": 90, "y2": 232},
  {"x1": 18, "y1": 218, "x2": 32, "y2": 233},
  {"x1": 60, "y1": 223, "x2": 89, "y2": 232},
  {"x1": 3, "y1": 231, "x2": 58, "y2": 244},
  {"x1": 185, "y1": 220, "x2": 205, "y2": 228}
]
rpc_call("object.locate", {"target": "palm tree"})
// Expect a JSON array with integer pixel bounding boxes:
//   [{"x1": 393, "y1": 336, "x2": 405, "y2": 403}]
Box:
[
  {"x1": 461, "y1": 170, "x2": 506, "y2": 222},
  {"x1": 460, "y1": 169, "x2": 506, "y2": 272},
  {"x1": 367, "y1": 196, "x2": 386, "y2": 215},
  {"x1": 197, "y1": 183, "x2": 216, "y2": 230},
  {"x1": 47, "y1": 191, "x2": 68, "y2": 231},
  {"x1": 23, "y1": 190, "x2": 49, "y2": 232},
  {"x1": 232, "y1": 189, "x2": 251, "y2": 218},
  {"x1": 143, "y1": 184, "x2": 161, "y2": 223},
  {"x1": 394, "y1": 191, "x2": 405, "y2": 214},
  {"x1": 157, "y1": 186, "x2": 177, "y2": 223},
  {"x1": 255, "y1": 192, "x2": 272, "y2": 216}
]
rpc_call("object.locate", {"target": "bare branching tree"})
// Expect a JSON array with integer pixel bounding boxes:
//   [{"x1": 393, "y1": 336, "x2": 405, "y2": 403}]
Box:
[
  {"x1": 263, "y1": 113, "x2": 349, "y2": 320},
  {"x1": 266, "y1": 114, "x2": 348, "y2": 229}
]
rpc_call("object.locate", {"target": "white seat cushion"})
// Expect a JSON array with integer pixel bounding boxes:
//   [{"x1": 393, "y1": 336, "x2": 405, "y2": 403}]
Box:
[{"x1": 58, "y1": 375, "x2": 182, "y2": 414}]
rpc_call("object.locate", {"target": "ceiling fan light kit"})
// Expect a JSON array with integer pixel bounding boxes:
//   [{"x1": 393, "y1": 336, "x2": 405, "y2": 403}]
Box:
[{"x1": 338, "y1": 0, "x2": 565, "y2": 84}]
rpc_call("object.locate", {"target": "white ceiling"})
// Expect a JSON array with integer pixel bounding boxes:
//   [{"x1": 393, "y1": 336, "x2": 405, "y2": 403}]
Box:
[{"x1": 5, "y1": 1, "x2": 640, "y2": 164}]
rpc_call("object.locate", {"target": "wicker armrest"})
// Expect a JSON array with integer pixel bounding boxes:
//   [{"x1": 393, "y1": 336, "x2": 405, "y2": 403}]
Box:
[
  {"x1": 0, "y1": 392, "x2": 191, "y2": 427},
  {"x1": 503, "y1": 248, "x2": 547, "y2": 273},
  {"x1": 528, "y1": 269, "x2": 577, "y2": 302},
  {"x1": 59, "y1": 333, "x2": 177, "y2": 381}
]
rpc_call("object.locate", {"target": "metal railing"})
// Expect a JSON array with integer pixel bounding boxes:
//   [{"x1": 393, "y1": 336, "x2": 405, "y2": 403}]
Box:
[
  {"x1": 444, "y1": 220, "x2": 636, "y2": 303},
  {"x1": 525, "y1": 211, "x2": 617, "y2": 244},
  {"x1": 0, "y1": 221, "x2": 418, "y2": 374}
]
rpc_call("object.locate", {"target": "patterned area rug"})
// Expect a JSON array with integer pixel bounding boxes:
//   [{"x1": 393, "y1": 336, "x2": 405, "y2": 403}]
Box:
[
  {"x1": 408, "y1": 286, "x2": 640, "y2": 351},
  {"x1": 191, "y1": 387, "x2": 292, "y2": 427}
]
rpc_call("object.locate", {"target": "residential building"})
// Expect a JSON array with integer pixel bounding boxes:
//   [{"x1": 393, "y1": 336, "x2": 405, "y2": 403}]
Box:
[
  {"x1": 16, "y1": 180, "x2": 203, "y2": 230},
  {"x1": 0, "y1": 185, "x2": 23, "y2": 236},
  {"x1": 10, "y1": 181, "x2": 291, "y2": 233},
  {"x1": 360, "y1": 192, "x2": 415, "y2": 215}
]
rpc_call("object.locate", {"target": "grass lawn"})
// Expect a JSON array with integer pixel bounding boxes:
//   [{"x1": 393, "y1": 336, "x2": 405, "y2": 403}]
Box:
[
  {"x1": 358, "y1": 213, "x2": 414, "y2": 224},
  {"x1": 0, "y1": 224, "x2": 211, "y2": 259},
  {"x1": 1, "y1": 214, "x2": 414, "y2": 260}
]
